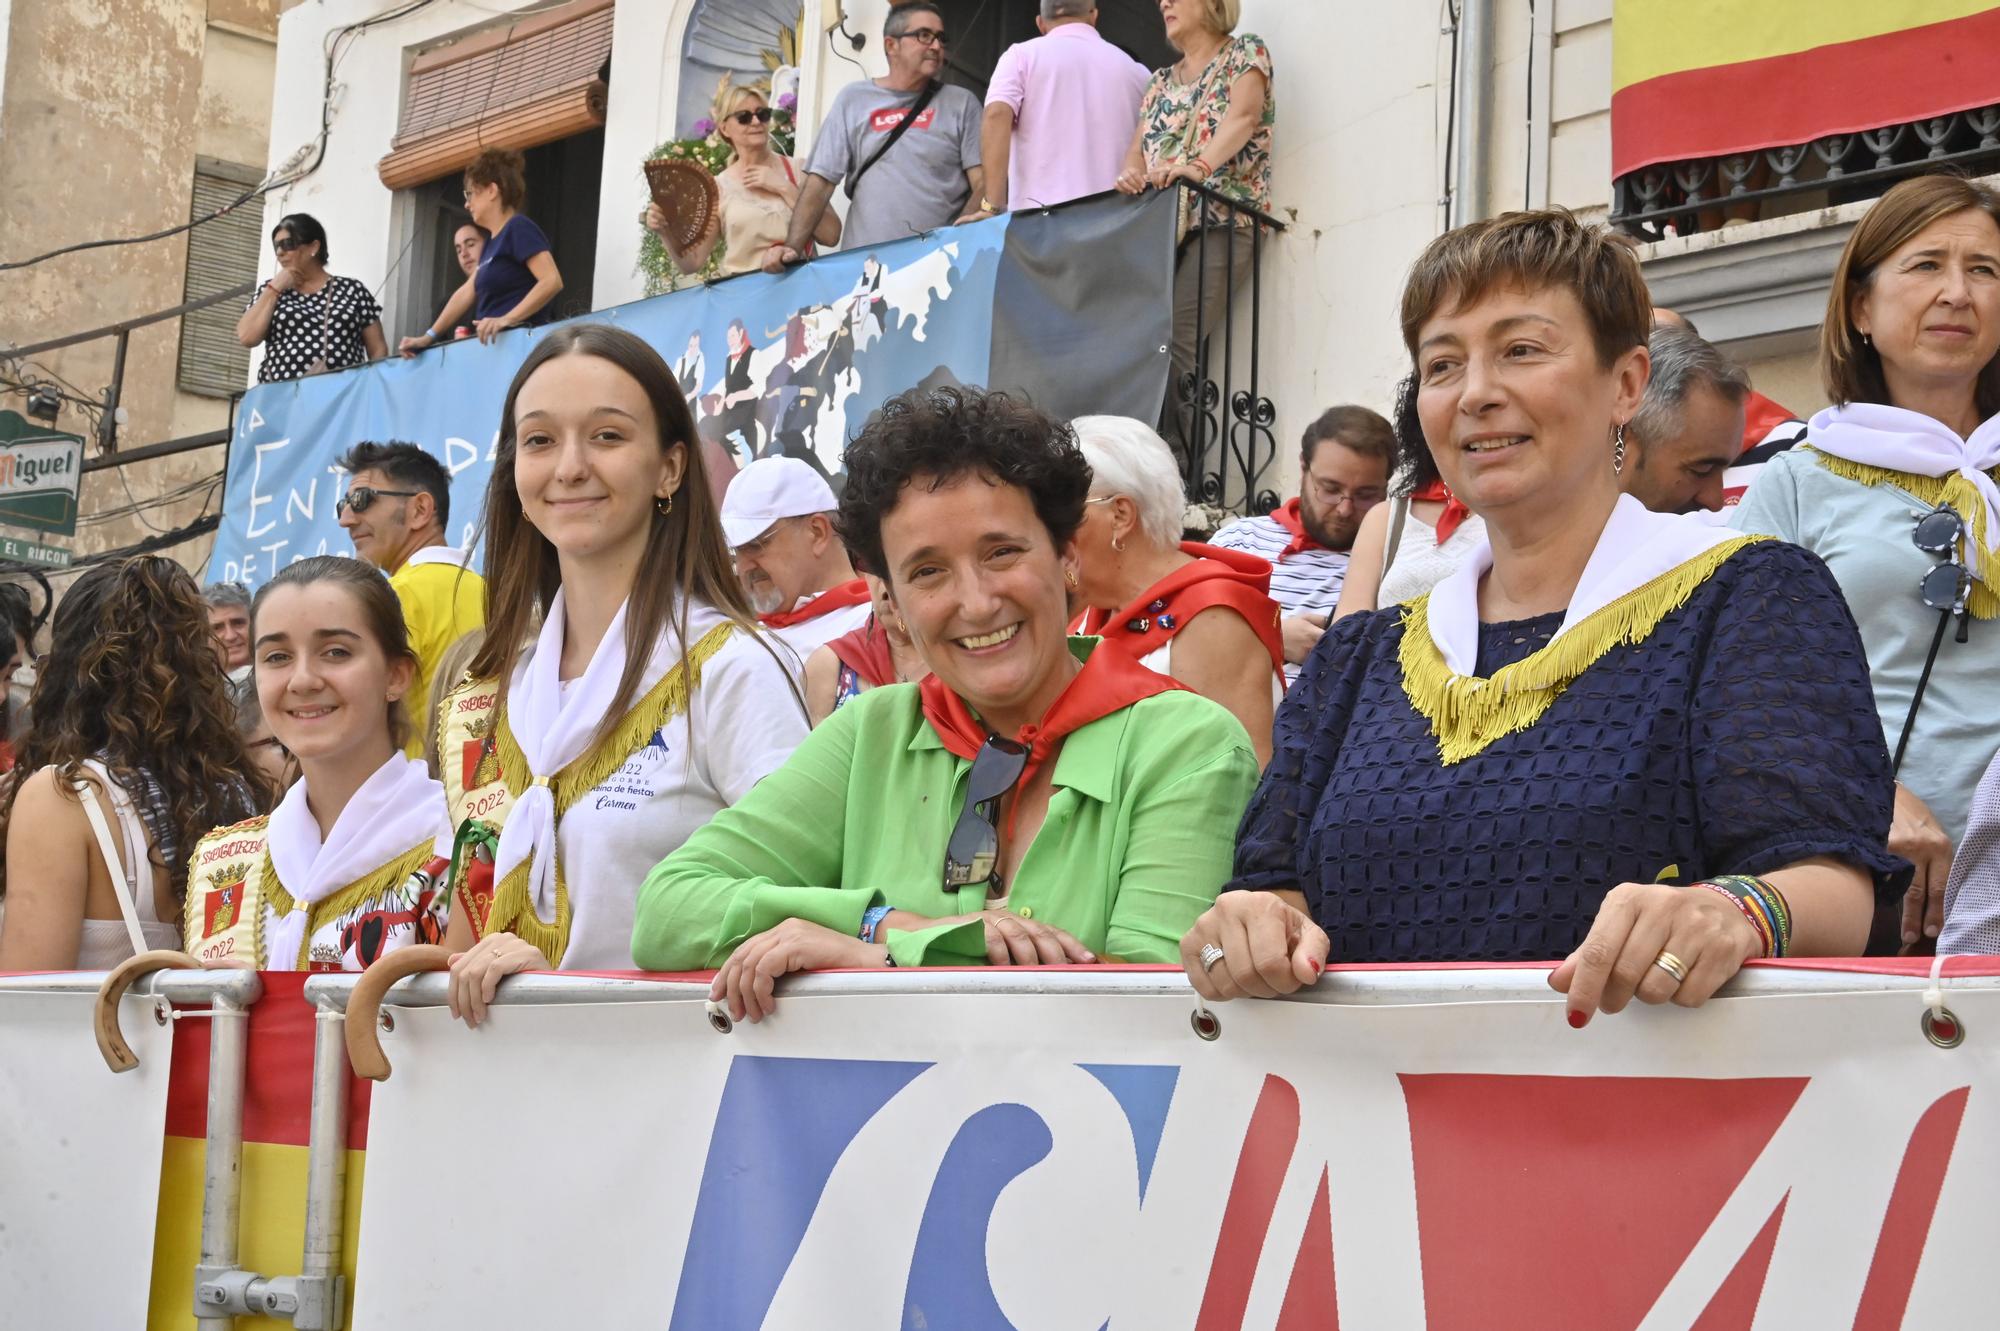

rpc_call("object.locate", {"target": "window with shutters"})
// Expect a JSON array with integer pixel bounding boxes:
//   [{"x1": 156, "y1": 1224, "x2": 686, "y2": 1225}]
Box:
[
  {"x1": 377, "y1": 0, "x2": 614, "y2": 190},
  {"x1": 177, "y1": 159, "x2": 263, "y2": 397}
]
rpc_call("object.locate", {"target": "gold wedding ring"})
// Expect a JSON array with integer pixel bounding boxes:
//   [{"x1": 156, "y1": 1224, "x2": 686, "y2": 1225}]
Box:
[{"x1": 1652, "y1": 949, "x2": 1690, "y2": 986}]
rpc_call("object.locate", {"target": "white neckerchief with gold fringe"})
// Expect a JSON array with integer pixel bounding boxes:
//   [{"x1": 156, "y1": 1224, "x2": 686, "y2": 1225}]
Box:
[{"x1": 1400, "y1": 494, "x2": 1767, "y2": 765}]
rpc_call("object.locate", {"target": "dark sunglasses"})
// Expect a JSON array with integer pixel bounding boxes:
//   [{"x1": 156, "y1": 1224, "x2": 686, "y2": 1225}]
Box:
[
  {"x1": 942, "y1": 736, "x2": 1029, "y2": 894},
  {"x1": 272, "y1": 237, "x2": 307, "y2": 254},
  {"x1": 336, "y1": 485, "x2": 419, "y2": 517},
  {"x1": 1913, "y1": 505, "x2": 1973, "y2": 616},
  {"x1": 895, "y1": 27, "x2": 947, "y2": 45},
  {"x1": 730, "y1": 107, "x2": 776, "y2": 126}
]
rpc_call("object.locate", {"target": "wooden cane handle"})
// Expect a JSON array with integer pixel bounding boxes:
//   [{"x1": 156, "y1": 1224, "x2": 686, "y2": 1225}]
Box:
[
  {"x1": 345, "y1": 945, "x2": 452, "y2": 1082},
  {"x1": 94, "y1": 950, "x2": 199, "y2": 1073}
]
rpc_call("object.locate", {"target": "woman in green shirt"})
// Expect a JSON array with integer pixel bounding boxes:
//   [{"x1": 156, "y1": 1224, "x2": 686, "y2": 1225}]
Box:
[{"x1": 634, "y1": 387, "x2": 1260, "y2": 1020}]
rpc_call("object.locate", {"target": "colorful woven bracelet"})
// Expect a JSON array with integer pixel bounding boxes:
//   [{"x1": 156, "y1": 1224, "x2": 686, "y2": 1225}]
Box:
[
  {"x1": 1696, "y1": 875, "x2": 1792, "y2": 958},
  {"x1": 1696, "y1": 883, "x2": 1773, "y2": 957},
  {"x1": 1714, "y1": 875, "x2": 1793, "y2": 956}
]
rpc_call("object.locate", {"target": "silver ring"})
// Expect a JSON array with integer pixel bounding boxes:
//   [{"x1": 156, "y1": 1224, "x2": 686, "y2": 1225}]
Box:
[{"x1": 1199, "y1": 942, "x2": 1225, "y2": 973}]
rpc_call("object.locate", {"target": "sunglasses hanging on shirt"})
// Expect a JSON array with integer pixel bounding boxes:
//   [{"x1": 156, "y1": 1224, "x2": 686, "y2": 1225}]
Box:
[
  {"x1": 942, "y1": 736, "x2": 1029, "y2": 896},
  {"x1": 1892, "y1": 503, "x2": 1975, "y2": 776}
]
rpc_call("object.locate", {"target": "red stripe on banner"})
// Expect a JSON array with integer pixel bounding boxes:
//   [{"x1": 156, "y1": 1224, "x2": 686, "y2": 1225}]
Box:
[
  {"x1": 1194, "y1": 1073, "x2": 1302, "y2": 1331},
  {"x1": 1691, "y1": 1194, "x2": 1789, "y2": 1331},
  {"x1": 1853, "y1": 1086, "x2": 1971, "y2": 1329},
  {"x1": 1276, "y1": 1166, "x2": 1340, "y2": 1331},
  {"x1": 1610, "y1": 7, "x2": 2000, "y2": 178},
  {"x1": 1403, "y1": 1074, "x2": 1807, "y2": 1331},
  {"x1": 165, "y1": 971, "x2": 371, "y2": 1150}
]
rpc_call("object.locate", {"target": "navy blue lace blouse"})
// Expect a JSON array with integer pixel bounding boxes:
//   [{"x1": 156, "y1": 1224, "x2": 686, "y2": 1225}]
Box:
[{"x1": 1230, "y1": 540, "x2": 1907, "y2": 962}]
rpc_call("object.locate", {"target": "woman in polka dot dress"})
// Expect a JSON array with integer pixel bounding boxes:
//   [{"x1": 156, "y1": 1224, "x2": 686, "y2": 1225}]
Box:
[{"x1": 236, "y1": 213, "x2": 386, "y2": 383}]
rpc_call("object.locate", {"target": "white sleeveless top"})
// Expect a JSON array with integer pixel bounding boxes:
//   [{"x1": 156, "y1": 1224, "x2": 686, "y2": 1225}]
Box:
[
  {"x1": 1377, "y1": 503, "x2": 1488, "y2": 608},
  {"x1": 71, "y1": 760, "x2": 181, "y2": 969},
  {"x1": 1140, "y1": 638, "x2": 1286, "y2": 705}
]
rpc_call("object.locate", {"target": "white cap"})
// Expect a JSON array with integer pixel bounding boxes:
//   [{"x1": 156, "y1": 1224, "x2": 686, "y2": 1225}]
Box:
[{"x1": 719, "y1": 457, "x2": 839, "y2": 548}]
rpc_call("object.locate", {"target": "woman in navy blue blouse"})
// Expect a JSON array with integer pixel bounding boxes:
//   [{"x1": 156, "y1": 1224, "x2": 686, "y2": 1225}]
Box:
[
  {"x1": 401, "y1": 147, "x2": 564, "y2": 356},
  {"x1": 1180, "y1": 210, "x2": 1905, "y2": 1024}
]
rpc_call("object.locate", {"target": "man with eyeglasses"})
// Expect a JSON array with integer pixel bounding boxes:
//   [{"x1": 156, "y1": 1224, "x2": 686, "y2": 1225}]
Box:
[
  {"x1": 335, "y1": 441, "x2": 485, "y2": 757},
  {"x1": 766, "y1": 1, "x2": 984, "y2": 270},
  {"x1": 1208, "y1": 406, "x2": 1394, "y2": 680},
  {"x1": 720, "y1": 458, "x2": 872, "y2": 671}
]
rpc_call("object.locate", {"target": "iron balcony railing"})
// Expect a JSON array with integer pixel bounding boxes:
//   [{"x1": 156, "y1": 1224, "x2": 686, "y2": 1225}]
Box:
[
  {"x1": 1611, "y1": 102, "x2": 2000, "y2": 240},
  {"x1": 1176, "y1": 182, "x2": 1287, "y2": 519}
]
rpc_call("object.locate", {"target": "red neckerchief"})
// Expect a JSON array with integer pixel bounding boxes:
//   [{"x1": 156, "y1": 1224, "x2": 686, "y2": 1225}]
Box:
[
  {"x1": 1079, "y1": 542, "x2": 1285, "y2": 677},
  {"x1": 1409, "y1": 480, "x2": 1473, "y2": 544},
  {"x1": 919, "y1": 642, "x2": 1184, "y2": 841},
  {"x1": 758, "y1": 578, "x2": 871, "y2": 629},
  {"x1": 825, "y1": 614, "x2": 900, "y2": 689},
  {"x1": 1740, "y1": 390, "x2": 1800, "y2": 453},
  {"x1": 1268, "y1": 498, "x2": 1327, "y2": 560}
]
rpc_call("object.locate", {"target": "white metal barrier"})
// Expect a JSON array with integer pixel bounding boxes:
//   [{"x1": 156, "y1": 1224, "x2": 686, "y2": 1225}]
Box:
[{"x1": 5, "y1": 960, "x2": 1994, "y2": 1329}]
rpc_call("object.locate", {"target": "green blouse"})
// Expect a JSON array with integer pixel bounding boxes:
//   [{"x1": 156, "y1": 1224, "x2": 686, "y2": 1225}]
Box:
[{"x1": 632, "y1": 653, "x2": 1260, "y2": 969}]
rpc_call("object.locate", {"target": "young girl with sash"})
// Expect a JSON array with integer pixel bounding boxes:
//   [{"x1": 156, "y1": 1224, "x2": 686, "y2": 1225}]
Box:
[
  {"x1": 183, "y1": 557, "x2": 453, "y2": 970},
  {"x1": 440, "y1": 323, "x2": 807, "y2": 1025},
  {"x1": 1183, "y1": 210, "x2": 1904, "y2": 1020}
]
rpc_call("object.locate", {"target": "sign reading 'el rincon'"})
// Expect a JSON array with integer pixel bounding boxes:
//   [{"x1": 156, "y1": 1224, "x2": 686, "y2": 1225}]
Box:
[{"x1": 0, "y1": 409, "x2": 84, "y2": 537}]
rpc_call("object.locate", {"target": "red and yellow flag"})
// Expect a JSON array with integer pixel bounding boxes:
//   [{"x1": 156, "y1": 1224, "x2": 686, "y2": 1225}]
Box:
[
  {"x1": 151, "y1": 972, "x2": 369, "y2": 1330},
  {"x1": 1612, "y1": 1, "x2": 2000, "y2": 178}
]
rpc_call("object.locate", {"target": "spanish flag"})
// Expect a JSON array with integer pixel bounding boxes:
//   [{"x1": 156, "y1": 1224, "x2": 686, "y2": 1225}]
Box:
[
  {"x1": 1612, "y1": 1, "x2": 2000, "y2": 178},
  {"x1": 150, "y1": 972, "x2": 368, "y2": 1329}
]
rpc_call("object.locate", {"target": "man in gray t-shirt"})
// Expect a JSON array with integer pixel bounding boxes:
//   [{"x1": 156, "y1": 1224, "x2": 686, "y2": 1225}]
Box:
[{"x1": 767, "y1": 2, "x2": 985, "y2": 267}]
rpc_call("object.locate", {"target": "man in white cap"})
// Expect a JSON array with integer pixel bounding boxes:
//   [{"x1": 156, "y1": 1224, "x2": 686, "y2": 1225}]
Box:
[{"x1": 720, "y1": 457, "x2": 872, "y2": 665}]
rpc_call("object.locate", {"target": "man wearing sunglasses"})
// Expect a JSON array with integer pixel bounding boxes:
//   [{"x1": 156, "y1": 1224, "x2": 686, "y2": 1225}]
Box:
[
  {"x1": 335, "y1": 442, "x2": 486, "y2": 757},
  {"x1": 767, "y1": 1, "x2": 984, "y2": 270}
]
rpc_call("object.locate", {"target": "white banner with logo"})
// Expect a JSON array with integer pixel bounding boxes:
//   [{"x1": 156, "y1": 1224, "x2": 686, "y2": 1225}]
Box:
[
  {"x1": 343, "y1": 966, "x2": 2000, "y2": 1329},
  {"x1": 0, "y1": 990, "x2": 174, "y2": 1328}
]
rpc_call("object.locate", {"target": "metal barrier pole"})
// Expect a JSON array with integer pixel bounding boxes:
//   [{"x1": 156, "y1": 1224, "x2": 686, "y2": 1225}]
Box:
[
  {"x1": 193, "y1": 985, "x2": 251, "y2": 1327},
  {"x1": 295, "y1": 1004, "x2": 351, "y2": 1330}
]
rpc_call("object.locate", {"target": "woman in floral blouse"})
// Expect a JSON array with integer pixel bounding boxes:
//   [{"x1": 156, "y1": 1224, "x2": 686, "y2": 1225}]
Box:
[{"x1": 1116, "y1": 0, "x2": 1275, "y2": 468}]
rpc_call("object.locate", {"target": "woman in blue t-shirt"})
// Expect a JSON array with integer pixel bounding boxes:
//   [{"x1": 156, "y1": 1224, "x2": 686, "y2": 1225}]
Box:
[{"x1": 400, "y1": 147, "x2": 563, "y2": 355}]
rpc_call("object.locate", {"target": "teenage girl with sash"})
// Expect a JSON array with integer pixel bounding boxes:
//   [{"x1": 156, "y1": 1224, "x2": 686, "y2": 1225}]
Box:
[
  {"x1": 183, "y1": 557, "x2": 454, "y2": 970},
  {"x1": 439, "y1": 323, "x2": 807, "y2": 1024}
]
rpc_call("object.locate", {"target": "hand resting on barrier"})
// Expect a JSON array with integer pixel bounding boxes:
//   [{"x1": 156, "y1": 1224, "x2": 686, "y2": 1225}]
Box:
[
  {"x1": 446, "y1": 930, "x2": 551, "y2": 1028},
  {"x1": 713, "y1": 910, "x2": 1099, "y2": 1024},
  {"x1": 1178, "y1": 889, "x2": 1328, "y2": 1001}
]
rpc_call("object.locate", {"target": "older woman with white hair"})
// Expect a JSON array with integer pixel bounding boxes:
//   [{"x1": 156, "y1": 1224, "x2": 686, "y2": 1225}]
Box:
[{"x1": 1071, "y1": 415, "x2": 1283, "y2": 765}]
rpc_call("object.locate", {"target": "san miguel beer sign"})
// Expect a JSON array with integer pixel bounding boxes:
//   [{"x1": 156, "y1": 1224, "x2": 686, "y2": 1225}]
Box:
[{"x1": 0, "y1": 409, "x2": 84, "y2": 536}]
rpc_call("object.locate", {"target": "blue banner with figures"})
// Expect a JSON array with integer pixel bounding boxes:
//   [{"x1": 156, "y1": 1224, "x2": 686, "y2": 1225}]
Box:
[{"x1": 208, "y1": 192, "x2": 1177, "y2": 585}]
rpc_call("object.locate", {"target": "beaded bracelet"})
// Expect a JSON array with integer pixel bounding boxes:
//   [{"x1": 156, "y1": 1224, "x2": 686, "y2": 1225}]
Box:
[{"x1": 1694, "y1": 875, "x2": 1792, "y2": 958}]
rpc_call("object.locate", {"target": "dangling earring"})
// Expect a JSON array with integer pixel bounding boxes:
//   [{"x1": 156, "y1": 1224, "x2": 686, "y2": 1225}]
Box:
[
  {"x1": 656, "y1": 492, "x2": 675, "y2": 517},
  {"x1": 1611, "y1": 423, "x2": 1627, "y2": 476},
  {"x1": 1860, "y1": 331, "x2": 1873, "y2": 349}
]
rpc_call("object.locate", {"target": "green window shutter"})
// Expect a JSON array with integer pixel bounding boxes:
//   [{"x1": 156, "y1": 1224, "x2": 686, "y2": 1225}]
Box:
[{"x1": 177, "y1": 160, "x2": 263, "y2": 398}]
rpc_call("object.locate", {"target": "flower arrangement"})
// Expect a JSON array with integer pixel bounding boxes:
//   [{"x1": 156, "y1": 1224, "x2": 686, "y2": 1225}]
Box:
[{"x1": 635, "y1": 76, "x2": 802, "y2": 298}]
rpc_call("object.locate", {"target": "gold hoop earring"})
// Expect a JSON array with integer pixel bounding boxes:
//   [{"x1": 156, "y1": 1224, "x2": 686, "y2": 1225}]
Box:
[
  {"x1": 656, "y1": 493, "x2": 675, "y2": 517},
  {"x1": 1111, "y1": 536, "x2": 1126, "y2": 554}
]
